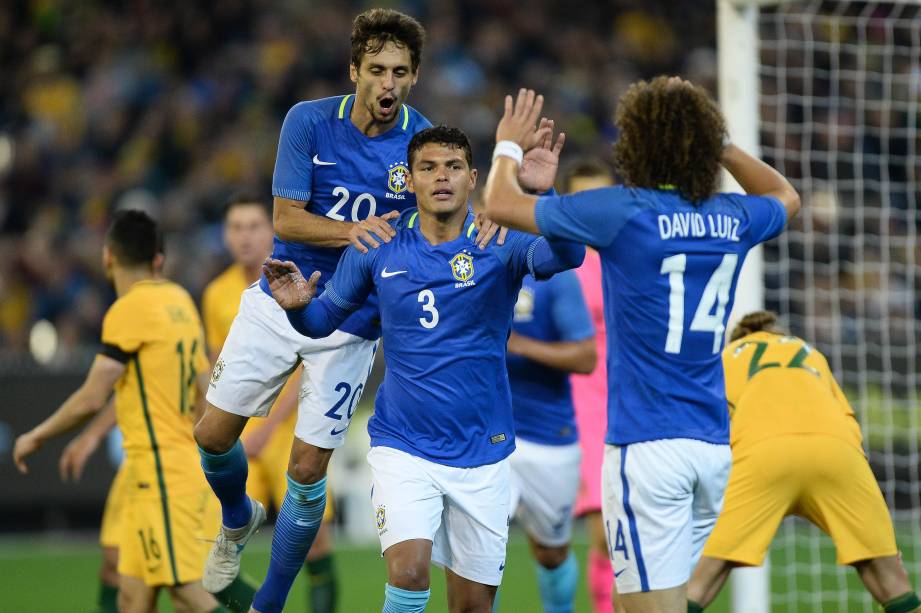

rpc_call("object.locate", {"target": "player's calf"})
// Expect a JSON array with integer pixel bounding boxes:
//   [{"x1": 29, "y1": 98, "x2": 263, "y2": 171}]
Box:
[
  {"x1": 854, "y1": 556, "x2": 921, "y2": 612},
  {"x1": 530, "y1": 542, "x2": 578, "y2": 613},
  {"x1": 445, "y1": 568, "x2": 497, "y2": 613}
]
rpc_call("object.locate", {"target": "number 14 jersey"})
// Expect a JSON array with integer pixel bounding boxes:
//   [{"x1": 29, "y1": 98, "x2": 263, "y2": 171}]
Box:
[
  {"x1": 267, "y1": 95, "x2": 431, "y2": 341},
  {"x1": 534, "y1": 186, "x2": 787, "y2": 446}
]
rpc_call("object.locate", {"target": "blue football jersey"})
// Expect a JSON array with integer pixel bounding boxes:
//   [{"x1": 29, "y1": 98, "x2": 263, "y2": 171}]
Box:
[
  {"x1": 264, "y1": 94, "x2": 432, "y2": 340},
  {"x1": 285, "y1": 209, "x2": 585, "y2": 467},
  {"x1": 534, "y1": 186, "x2": 787, "y2": 445},
  {"x1": 507, "y1": 271, "x2": 594, "y2": 446}
]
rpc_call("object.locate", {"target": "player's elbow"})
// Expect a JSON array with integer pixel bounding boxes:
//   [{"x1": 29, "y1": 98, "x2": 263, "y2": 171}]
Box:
[
  {"x1": 783, "y1": 187, "x2": 802, "y2": 221},
  {"x1": 572, "y1": 340, "x2": 598, "y2": 375}
]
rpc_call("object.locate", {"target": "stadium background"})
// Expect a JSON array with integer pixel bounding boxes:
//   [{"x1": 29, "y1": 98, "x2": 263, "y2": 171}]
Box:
[{"x1": 1, "y1": 1, "x2": 919, "y2": 611}]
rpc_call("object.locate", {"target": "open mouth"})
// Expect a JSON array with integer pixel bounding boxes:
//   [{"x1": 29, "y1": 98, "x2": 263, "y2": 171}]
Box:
[
  {"x1": 378, "y1": 95, "x2": 396, "y2": 114},
  {"x1": 432, "y1": 188, "x2": 453, "y2": 200}
]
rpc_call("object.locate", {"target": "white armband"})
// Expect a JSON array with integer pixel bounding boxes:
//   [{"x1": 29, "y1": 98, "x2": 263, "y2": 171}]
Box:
[{"x1": 492, "y1": 140, "x2": 524, "y2": 166}]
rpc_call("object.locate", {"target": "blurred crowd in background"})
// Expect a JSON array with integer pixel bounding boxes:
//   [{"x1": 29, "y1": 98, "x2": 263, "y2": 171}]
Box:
[
  {"x1": 0, "y1": 0, "x2": 717, "y2": 363},
  {"x1": 3, "y1": 0, "x2": 920, "y2": 374}
]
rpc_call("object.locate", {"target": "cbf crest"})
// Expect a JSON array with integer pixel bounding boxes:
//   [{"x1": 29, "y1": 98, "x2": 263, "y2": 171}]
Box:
[
  {"x1": 513, "y1": 286, "x2": 535, "y2": 322},
  {"x1": 375, "y1": 505, "x2": 387, "y2": 534},
  {"x1": 387, "y1": 161, "x2": 409, "y2": 199},
  {"x1": 450, "y1": 252, "x2": 475, "y2": 288}
]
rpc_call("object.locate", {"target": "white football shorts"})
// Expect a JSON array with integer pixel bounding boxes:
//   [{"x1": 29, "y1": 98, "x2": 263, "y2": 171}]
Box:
[
  {"x1": 509, "y1": 437, "x2": 581, "y2": 547},
  {"x1": 601, "y1": 438, "x2": 731, "y2": 594},
  {"x1": 368, "y1": 446, "x2": 511, "y2": 586},
  {"x1": 206, "y1": 284, "x2": 378, "y2": 449}
]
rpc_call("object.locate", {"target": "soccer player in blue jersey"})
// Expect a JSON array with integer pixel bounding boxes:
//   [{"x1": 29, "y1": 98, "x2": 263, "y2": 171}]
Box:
[
  {"x1": 191, "y1": 9, "x2": 437, "y2": 613},
  {"x1": 506, "y1": 270, "x2": 596, "y2": 613},
  {"x1": 262, "y1": 125, "x2": 583, "y2": 613},
  {"x1": 483, "y1": 83, "x2": 801, "y2": 613}
]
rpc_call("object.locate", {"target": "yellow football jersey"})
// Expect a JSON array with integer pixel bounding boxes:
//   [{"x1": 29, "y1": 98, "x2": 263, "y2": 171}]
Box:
[
  {"x1": 201, "y1": 263, "x2": 249, "y2": 357},
  {"x1": 722, "y1": 331, "x2": 863, "y2": 452},
  {"x1": 101, "y1": 280, "x2": 210, "y2": 486}
]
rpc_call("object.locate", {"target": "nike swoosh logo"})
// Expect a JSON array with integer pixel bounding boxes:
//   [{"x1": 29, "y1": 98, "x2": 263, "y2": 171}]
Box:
[
  {"x1": 499, "y1": 563, "x2": 506, "y2": 571},
  {"x1": 614, "y1": 568, "x2": 626, "y2": 578},
  {"x1": 312, "y1": 154, "x2": 336, "y2": 166},
  {"x1": 381, "y1": 268, "x2": 407, "y2": 278}
]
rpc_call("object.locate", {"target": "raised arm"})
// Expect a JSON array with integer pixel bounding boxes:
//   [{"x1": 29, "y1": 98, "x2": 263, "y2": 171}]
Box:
[
  {"x1": 483, "y1": 90, "x2": 554, "y2": 234},
  {"x1": 721, "y1": 144, "x2": 801, "y2": 220}
]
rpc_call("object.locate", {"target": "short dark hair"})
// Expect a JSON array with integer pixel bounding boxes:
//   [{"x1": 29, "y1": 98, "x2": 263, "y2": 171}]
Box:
[
  {"x1": 730, "y1": 310, "x2": 780, "y2": 342},
  {"x1": 106, "y1": 209, "x2": 161, "y2": 266},
  {"x1": 407, "y1": 126, "x2": 473, "y2": 169},
  {"x1": 561, "y1": 157, "x2": 614, "y2": 193},
  {"x1": 613, "y1": 76, "x2": 727, "y2": 203},
  {"x1": 351, "y1": 9, "x2": 425, "y2": 72},
  {"x1": 223, "y1": 191, "x2": 271, "y2": 221}
]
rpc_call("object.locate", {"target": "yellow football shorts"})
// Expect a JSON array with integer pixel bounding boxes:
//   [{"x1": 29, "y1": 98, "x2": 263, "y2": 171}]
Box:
[
  {"x1": 99, "y1": 464, "x2": 129, "y2": 548},
  {"x1": 703, "y1": 434, "x2": 898, "y2": 565},
  {"x1": 118, "y1": 477, "x2": 221, "y2": 586}
]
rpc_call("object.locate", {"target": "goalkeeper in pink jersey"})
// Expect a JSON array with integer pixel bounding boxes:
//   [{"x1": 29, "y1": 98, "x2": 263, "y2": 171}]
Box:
[{"x1": 564, "y1": 159, "x2": 617, "y2": 613}]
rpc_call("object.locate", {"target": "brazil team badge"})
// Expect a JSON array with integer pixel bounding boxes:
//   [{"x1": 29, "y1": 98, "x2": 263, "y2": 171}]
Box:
[
  {"x1": 376, "y1": 505, "x2": 387, "y2": 531},
  {"x1": 388, "y1": 162, "x2": 409, "y2": 195},
  {"x1": 450, "y1": 253, "x2": 474, "y2": 283}
]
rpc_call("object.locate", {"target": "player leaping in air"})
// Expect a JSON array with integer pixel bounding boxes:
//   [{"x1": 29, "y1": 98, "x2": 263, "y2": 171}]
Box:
[
  {"x1": 687, "y1": 311, "x2": 921, "y2": 613},
  {"x1": 483, "y1": 82, "x2": 800, "y2": 613},
  {"x1": 263, "y1": 125, "x2": 583, "y2": 613},
  {"x1": 192, "y1": 10, "x2": 432, "y2": 613}
]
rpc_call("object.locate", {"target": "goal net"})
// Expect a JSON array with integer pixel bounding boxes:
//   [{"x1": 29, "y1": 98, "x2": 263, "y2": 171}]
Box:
[{"x1": 755, "y1": 1, "x2": 921, "y2": 610}]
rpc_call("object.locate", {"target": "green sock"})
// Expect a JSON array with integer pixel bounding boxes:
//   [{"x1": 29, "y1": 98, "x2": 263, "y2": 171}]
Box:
[
  {"x1": 305, "y1": 554, "x2": 338, "y2": 613},
  {"x1": 688, "y1": 600, "x2": 705, "y2": 613},
  {"x1": 884, "y1": 592, "x2": 921, "y2": 613},
  {"x1": 216, "y1": 574, "x2": 258, "y2": 613},
  {"x1": 95, "y1": 582, "x2": 118, "y2": 613}
]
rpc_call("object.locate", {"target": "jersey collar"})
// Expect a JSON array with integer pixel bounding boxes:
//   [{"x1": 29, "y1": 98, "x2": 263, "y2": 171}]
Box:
[
  {"x1": 339, "y1": 94, "x2": 411, "y2": 134},
  {"x1": 407, "y1": 209, "x2": 477, "y2": 245}
]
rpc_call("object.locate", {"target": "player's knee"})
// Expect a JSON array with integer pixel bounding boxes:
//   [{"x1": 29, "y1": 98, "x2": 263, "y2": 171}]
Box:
[
  {"x1": 534, "y1": 543, "x2": 570, "y2": 569},
  {"x1": 389, "y1": 563, "x2": 431, "y2": 591},
  {"x1": 287, "y1": 443, "x2": 333, "y2": 484},
  {"x1": 193, "y1": 413, "x2": 237, "y2": 454}
]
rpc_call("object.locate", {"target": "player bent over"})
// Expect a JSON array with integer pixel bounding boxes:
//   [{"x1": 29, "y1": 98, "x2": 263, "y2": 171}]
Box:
[
  {"x1": 687, "y1": 312, "x2": 921, "y2": 613},
  {"x1": 263, "y1": 125, "x2": 583, "y2": 613},
  {"x1": 506, "y1": 267, "x2": 596, "y2": 613},
  {"x1": 483, "y1": 84, "x2": 800, "y2": 613},
  {"x1": 14, "y1": 211, "x2": 246, "y2": 613},
  {"x1": 192, "y1": 10, "x2": 434, "y2": 613}
]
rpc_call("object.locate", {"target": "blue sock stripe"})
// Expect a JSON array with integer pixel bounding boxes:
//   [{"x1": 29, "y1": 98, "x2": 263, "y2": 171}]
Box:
[
  {"x1": 536, "y1": 552, "x2": 578, "y2": 613},
  {"x1": 382, "y1": 583, "x2": 430, "y2": 613},
  {"x1": 620, "y1": 446, "x2": 649, "y2": 592},
  {"x1": 252, "y1": 476, "x2": 328, "y2": 613}
]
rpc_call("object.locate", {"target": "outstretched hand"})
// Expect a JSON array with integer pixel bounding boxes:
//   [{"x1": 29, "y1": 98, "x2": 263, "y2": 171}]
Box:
[
  {"x1": 495, "y1": 89, "x2": 547, "y2": 148},
  {"x1": 518, "y1": 117, "x2": 566, "y2": 193},
  {"x1": 262, "y1": 258, "x2": 321, "y2": 310}
]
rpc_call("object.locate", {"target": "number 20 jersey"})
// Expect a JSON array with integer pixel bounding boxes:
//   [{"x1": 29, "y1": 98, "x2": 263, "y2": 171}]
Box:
[
  {"x1": 267, "y1": 94, "x2": 432, "y2": 340},
  {"x1": 534, "y1": 186, "x2": 787, "y2": 446}
]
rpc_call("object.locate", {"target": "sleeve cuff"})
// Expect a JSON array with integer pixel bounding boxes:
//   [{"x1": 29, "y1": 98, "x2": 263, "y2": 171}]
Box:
[
  {"x1": 99, "y1": 343, "x2": 133, "y2": 364},
  {"x1": 534, "y1": 197, "x2": 551, "y2": 236},
  {"x1": 272, "y1": 187, "x2": 312, "y2": 202}
]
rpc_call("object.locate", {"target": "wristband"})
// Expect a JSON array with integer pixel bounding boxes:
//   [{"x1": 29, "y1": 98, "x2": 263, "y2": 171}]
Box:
[{"x1": 492, "y1": 140, "x2": 524, "y2": 166}]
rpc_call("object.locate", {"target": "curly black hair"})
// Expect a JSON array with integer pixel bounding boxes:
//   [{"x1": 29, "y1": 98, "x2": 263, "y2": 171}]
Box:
[
  {"x1": 613, "y1": 76, "x2": 727, "y2": 203},
  {"x1": 407, "y1": 126, "x2": 473, "y2": 169},
  {"x1": 351, "y1": 9, "x2": 426, "y2": 72}
]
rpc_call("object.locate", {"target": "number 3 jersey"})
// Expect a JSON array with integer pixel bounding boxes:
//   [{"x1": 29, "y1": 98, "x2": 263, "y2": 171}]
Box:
[
  {"x1": 286, "y1": 209, "x2": 585, "y2": 467},
  {"x1": 100, "y1": 280, "x2": 210, "y2": 487},
  {"x1": 534, "y1": 186, "x2": 787, "y2": 446},
  {"x1": 267, "y1": 95, "x2": 432, "y2": 341}
]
